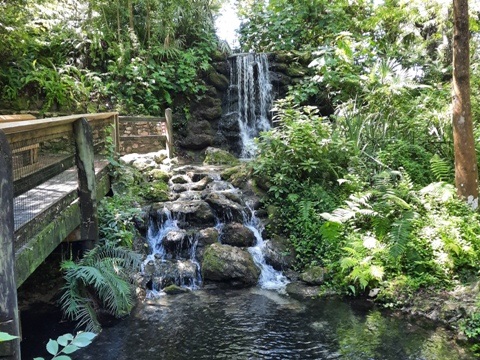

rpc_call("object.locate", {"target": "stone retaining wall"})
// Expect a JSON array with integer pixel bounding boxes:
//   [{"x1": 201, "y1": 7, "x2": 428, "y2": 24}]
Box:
[{"x1": 118, "y1": 116, "x2": 167, "y2": 155}]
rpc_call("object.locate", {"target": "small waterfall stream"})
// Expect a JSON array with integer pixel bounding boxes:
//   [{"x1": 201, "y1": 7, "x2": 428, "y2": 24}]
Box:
[
  {"x1": 225, "y1": 53, "x2": 273, "y2": 158},
  {"x1": 141, "y1": 166, "x2": 288, "y2": 296}
]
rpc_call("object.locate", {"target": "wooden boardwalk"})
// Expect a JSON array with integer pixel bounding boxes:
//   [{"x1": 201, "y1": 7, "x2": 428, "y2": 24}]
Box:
[{"x1": 13, "y1": 160, "x2": 109, "y2": 233}]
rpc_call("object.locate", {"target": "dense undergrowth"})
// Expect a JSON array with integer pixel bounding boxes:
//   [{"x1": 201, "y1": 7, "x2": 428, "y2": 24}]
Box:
[
  {"x1": 0, "y1": 0, "x2": 225, "y2": 115},
  {"x1": 242, "y1": 0, "x2": 480, "y2": 347}
]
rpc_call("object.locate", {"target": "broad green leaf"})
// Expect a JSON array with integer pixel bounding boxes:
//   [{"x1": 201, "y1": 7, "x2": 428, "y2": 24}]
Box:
[
  {"x1": 62, "y1": 344, "x2": 80, "y2": 354},
  {"x1": 33, "y1": 358, "x2": 44, "y2": 360},
  {"x1": 46, "y1": 339, "x2": 59, "y2": 356},
  {"x1": 53, "y1": 356, "x2": 72, "y2": 360},
  {"x1": 0, "y1": 332, "x2": 18, "y2": 342},
  {"x1": 71, "y1": 332, "x2": 96, "y2": 347},
  {"x1": 57, "y1": 334, "x2": 74, "y2": 346}
]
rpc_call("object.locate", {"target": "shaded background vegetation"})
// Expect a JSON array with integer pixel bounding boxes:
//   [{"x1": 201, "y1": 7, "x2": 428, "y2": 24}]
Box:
[{"x1": 0, "y1": 0, "x2": 225, "y2": 115}]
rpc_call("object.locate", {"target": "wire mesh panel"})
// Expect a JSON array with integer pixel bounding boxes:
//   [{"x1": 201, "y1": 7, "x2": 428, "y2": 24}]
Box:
[{"x1": 0, "y1": 113, "x2": 118, "y2": 246}]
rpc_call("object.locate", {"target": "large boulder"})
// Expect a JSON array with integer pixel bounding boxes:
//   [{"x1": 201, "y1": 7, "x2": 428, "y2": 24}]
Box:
[
  {"x1": 221, "y1": 222, "x2": 255, "y2": 247},
  {"x1": 162, "y1": 229, "x2": 188, "y2": 253},
  {"x1": 204, "y1": 192, "x2": 244, "y2": 222},
  {"x1": 180, "y1": 120, "x2": 215, "y2": 151},
  {"x1": 141, "y1": 258, "x2": 199, "y2": 289},
  {"x1": 263, "y1": 235, "x2": 296, "y2": 271},
  {"x1": 203, "y1": 147, "x2": 240, "y2": 166},
  {"x1": 201, "y1": 243, "x2": 260, "y2": 287},
  {"x1": 300, "y1": 266, "x2": 326, "y2": 285},
  {"x1": 207, "y1": 70, "x2": 229, "y2": 91}
]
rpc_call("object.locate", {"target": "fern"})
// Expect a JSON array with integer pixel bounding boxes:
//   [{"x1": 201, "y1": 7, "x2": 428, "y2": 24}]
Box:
[
  {"x1": 430, "y1": 154, "x2": 453, "y2": 182},
  {"x1": 60, "y1": 244, "x2": 141, "y2": 332},
  {"x1": 388, "y1": 211, "x2": 416, "y2": 259}
]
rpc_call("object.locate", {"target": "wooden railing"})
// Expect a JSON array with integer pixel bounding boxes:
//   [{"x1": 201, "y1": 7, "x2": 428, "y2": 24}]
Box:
[
  {"x1": 0, "y1": 112, "x2": 117, "y2": 360},
  {"x1": 0, "y1": 109, "x2": 174, "y2": 359}
]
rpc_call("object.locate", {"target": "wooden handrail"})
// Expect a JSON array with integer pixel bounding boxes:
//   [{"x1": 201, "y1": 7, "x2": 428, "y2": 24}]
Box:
[
  {"x1": 0, "y1": 112, "x2": 118, "y2": 134},
  {"x1": 0, "y1": 114, "x2": 36, "y2": 121}
]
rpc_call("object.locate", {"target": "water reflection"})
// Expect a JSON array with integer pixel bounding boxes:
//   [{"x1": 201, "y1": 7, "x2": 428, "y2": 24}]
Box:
[{"x1": 74, "y1": 288, "x2": 472, "y2": 360}]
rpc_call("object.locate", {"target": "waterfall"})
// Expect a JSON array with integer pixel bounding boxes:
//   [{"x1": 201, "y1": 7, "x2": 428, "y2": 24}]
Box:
[
  {"x1": 227, "y1": 53, "x2": 273, "y2": 158},
  {"x1": 140, "y1": 166, "x2": 289, "y2": 297}
]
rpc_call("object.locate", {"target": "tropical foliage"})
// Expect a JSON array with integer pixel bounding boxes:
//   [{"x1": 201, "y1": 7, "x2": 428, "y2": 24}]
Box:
[
  {"x1": 60, "y1": 244, "x2": 141, "y2": 332},
  {"x1": 0, "y1": 0, "x2": 224, "y2": 114},
  {"x1": 247, "y1": 0, "x2": 480, "y2": 299}
]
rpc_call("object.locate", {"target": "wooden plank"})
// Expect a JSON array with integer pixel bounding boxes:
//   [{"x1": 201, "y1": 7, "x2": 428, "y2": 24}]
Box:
[
  {"x1": 0, "y1": 114, "x2": 36, "y2": 121},
  {"x1": 14, "y1": 162, "x2": 110, "y2": 287},
  {"x1": 0, "y1": 112, "x2": 118, "y2": 135},
  {"x1": 0, "y1": 130, "x2": 21, "y2": 360},
  {"x1": 73, "y1": 118, "x2": 98, "y2": 250}
]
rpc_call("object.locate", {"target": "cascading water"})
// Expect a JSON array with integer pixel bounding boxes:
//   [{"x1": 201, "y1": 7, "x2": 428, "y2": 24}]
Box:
[
  {"x1": 226, "y1": 53, "x2": 273, "y2": 158},
  {"x1": 141, "y1": 165, "x2": 288, "y2": 297},
  {"x1": 244, "y1": 205, "x2": 289, "y2": 291}
]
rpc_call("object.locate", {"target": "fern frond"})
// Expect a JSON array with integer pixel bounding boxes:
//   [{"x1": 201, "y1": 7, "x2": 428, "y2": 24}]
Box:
[
  {"x1": 430, "y1": 154, "x2": 453, "y2": 182},
  {"x1": 382, "y1": 191, "x2": 411, "y2": 210},
  {"x1": 60, "y1": 244, "x2": 140, "y2": 331},
  {"x1": 388, "y1": 211, "x2": 416, "y2": 258}
]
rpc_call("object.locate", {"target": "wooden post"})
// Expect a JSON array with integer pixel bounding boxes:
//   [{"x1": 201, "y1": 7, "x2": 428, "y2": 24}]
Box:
[
  {"x1": 0, "y1": 130, "x2": 21, "y2": 360},
  {"x1": 165, "y1": 108, "x2": 173, "y2": 158},
  {"x1": 73, "y1": 118, "x2": 99, "y2": 250},
  {"x1": 113, "y1": 113, "x2": 120, "y2": 153}
]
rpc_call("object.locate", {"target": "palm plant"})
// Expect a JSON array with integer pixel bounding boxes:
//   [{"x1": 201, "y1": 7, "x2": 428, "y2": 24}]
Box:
[{"x1": 60, "y1": 244, "x2": 141, "y2": 332}]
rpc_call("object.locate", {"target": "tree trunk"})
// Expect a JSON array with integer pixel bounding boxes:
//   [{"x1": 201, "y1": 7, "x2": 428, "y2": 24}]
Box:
[{"x1": 453, "y1": 0, "x2": 478, "y2": 209}]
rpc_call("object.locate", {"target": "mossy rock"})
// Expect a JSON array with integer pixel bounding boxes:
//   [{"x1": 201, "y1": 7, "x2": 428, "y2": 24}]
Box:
[
  {"x1": 203, "y1": 147, "x2": 239, "y2": 166},
  {"x1": 221, "y1": 164, "x2": 252, "y2": 188},
  {"x1": 207, "y1": 70, "x2": 229, "y2": 91},
  {"x1": 201, "y1": 243, "x2": 260, "y2": 287},
  {"x1": 300, "y1": 266, "x2": 326, "y2": 285},
  {"x1": 286, "y1": 65, "x2": 306, "y2": 78},
  {"x1": 163, "y1": 284, "x2": 189, "y2": 295},
  {"x1": 149, "y1": 169, "x2": 170, "y2": 182},
  {"x1": 141, "y1": 181, "x2": 169, "y2": 202}
]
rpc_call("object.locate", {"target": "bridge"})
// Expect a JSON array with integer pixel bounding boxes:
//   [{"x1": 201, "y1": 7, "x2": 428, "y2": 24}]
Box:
[{"x1": 0, "y1": 110, "x2": 173, "y2": 360}]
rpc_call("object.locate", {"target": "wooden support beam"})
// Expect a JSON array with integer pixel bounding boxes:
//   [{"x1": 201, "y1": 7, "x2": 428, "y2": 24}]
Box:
[
  {"x1": 165, "y1": 108, "x2": 173, "y2": 158},
  {"x1": 73, "y1": 118, "x2": 98, "y2": 250},
  {"x1": 0, "y1": 130, "x2": 21, "y2": 360}
]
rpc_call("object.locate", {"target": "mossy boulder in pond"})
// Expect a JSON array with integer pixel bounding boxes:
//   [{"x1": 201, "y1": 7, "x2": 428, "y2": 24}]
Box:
[
  {"x1": 201, "y1": 243, "x2": 260, "y2": 287},
  {"x1": 300, "y1": 266, "x2": 326, "y2": 285},
  {"x1": 163, "y1": 284, "x2": 189, "y2": 295},
  {"x1": 203, "y1": 147, "x2": 239, "y2": 166}
]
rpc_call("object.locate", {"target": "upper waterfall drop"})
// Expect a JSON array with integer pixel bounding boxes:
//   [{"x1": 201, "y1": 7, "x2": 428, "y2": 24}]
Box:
[{"x1": 226, "y1": 53, "x2": 273, "y2": 158}]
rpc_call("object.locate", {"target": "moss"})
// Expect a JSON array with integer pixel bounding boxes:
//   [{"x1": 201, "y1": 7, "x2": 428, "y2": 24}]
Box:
[
  {"x1": 149, "y1": 169, "x2": 170, "y2": 182},
  {"x1": 201, "y1": 245, "x2": 226, "y2": 279},
  {"x1": 203, "y1": 147, "x2": 239, "y2": 166},
  {"x1": 220, "y1": 164, "x2": 253, "y2": 188},
  {"x1": 140, "y1": 180, "x2": 169, "y2": 202},
  {"x1": 163, "y1": 284, "x2": 188, "y2": 295}
]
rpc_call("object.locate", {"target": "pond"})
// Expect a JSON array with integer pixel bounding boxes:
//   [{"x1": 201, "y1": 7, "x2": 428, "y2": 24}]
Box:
[{"x1": 72, "y1": 287, "x2": 473, "y2": 360}]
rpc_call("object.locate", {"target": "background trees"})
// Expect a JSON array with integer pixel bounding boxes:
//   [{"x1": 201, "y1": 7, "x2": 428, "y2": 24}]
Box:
[
  {"x1": 247, "y1": 0, "x2": 480, "y2": 303},
  {"x1": 0, "y1": 0, "x2": 224, "y2": 114}
]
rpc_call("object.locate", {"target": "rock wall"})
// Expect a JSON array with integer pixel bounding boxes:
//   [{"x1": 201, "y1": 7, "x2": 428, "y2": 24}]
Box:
[
  {"x1": 118, "y1": 117, "x2": 167, "y2": 155},
  {"x1": 177, "y1": 51, "x2": 312, "y2": 157}
]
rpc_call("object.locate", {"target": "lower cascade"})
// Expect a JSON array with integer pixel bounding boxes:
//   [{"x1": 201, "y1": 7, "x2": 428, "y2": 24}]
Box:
[{"x1": 138, "y1": 164, "x2": 288, "y2": 296}]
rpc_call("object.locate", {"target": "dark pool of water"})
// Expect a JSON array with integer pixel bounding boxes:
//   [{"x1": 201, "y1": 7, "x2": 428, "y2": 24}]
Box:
[{"x1": 72, "y1": 288, "x2": 473, "y2": 360}]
